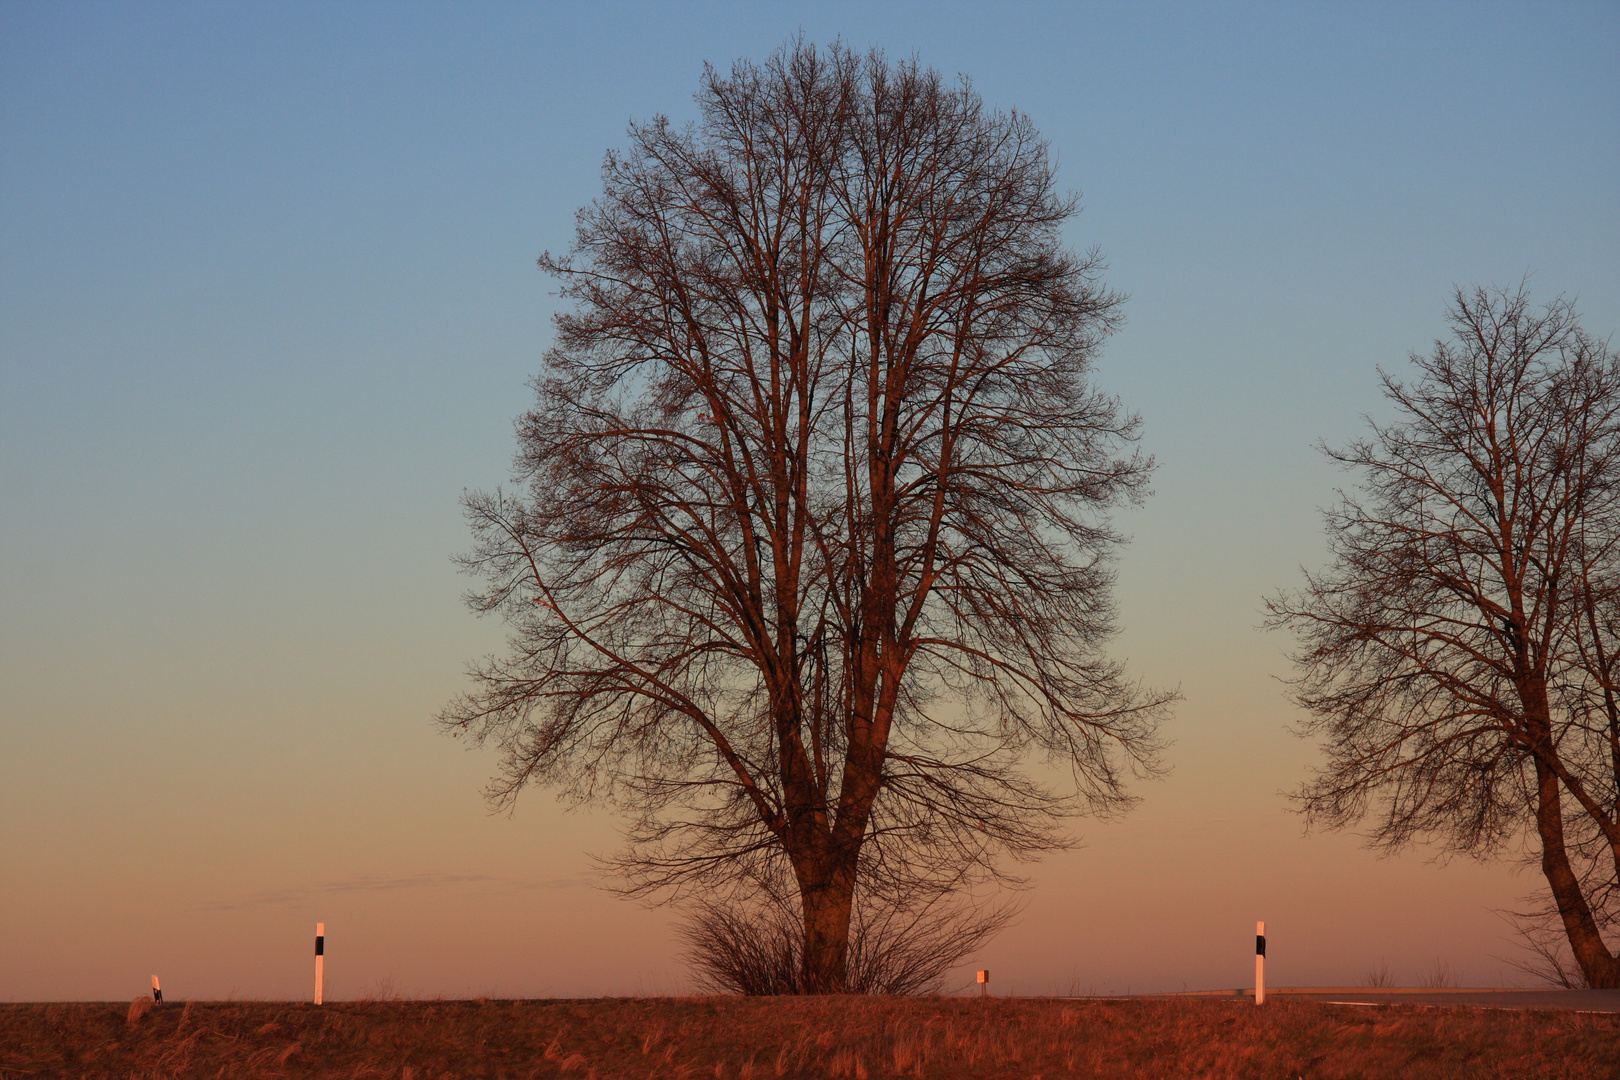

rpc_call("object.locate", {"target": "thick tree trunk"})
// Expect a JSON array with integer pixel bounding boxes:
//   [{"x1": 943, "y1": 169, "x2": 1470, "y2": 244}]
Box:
[
  {"x1": 1533, "y1": 755, "x2": 1620, "y2": 988},
  {"x1": 794, "y1": 855, "x2": 856, "y2": 993}
]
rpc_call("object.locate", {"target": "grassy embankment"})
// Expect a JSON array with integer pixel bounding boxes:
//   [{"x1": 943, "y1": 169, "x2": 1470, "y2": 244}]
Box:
[{"x1": 4, "y1": 995, "x2": 1617, "y2": 1079}]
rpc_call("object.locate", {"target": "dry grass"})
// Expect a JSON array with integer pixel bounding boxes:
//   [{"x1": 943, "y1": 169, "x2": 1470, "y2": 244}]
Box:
[{"x1": 3, "y1": 995, "x2": 1616, "y2": 1079}]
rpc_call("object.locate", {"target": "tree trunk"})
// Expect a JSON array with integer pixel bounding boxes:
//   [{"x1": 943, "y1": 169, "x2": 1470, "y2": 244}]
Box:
[
  {"x1": 1533, "y1": 755, "x2": 1620, "y2": 988},
  {"x1": 795, "y1": 855, "x2": 856, "y2": 993}
]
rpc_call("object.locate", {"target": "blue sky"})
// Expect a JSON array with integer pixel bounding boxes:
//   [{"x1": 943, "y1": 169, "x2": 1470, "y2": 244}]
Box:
[{"x1": 3, "y1": 1, "x2": 1616, "y2": 999}]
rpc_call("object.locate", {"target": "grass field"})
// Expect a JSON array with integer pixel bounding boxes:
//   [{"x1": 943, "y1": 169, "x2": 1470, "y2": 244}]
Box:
[{"x1": 4, "y1": 995, "x2": 1617, "y2": 1079}]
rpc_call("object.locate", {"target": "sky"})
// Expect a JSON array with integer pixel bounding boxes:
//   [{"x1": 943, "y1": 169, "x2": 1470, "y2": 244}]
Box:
[{"x1": 2, "y1": 1, "x2": 1617, "y2": 1002}]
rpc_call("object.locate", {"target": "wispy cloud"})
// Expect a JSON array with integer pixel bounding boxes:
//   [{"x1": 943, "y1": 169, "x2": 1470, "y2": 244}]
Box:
[{"x1": 204, "y1": 871, "x2": 586, "y2": 911}]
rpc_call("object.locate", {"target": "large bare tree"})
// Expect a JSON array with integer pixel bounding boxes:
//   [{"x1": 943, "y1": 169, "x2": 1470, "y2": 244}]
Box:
[
  {"x1": 440, "y1": 41, "x2": 1170, "y2": 993},
  {"x1": 1268, "y1": 285, "x2": 1620, "y2": 988}
]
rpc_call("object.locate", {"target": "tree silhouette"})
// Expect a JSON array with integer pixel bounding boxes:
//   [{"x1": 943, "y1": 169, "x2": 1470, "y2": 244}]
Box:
[
  {"x1": 440, "y1": 41, "x2": 1170, "y2": 993},
  {"x1": 1270, "y1": 285, "x2": 1620, "y2": 988}
]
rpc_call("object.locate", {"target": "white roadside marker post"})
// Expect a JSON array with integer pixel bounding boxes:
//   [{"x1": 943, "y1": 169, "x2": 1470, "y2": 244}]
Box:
[
  {"x1": 151, "y1": 975, "x2": 162, "y2": 1003},
  {"x1": 977, "y1": 969, "x2": 989, "y2": 998},
  {"x1": 1255, "y1": 921, "x2": 1266, "y2": 1005},
  {"x1": 314, "y1": 923, "x2": 325, "y2": 1005}
]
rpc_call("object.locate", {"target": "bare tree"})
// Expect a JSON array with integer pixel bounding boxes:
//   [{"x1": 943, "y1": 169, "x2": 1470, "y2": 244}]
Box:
[
  {"x1": 1268, "y1": 284, "x2": 1620, "y2": 988},
  {"x1": 439, "y1": 40, "x2": 1170, "y2": 993}
]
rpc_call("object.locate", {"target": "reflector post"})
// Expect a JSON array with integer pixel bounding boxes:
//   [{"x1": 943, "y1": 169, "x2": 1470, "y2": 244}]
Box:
[{"x1": 1255, "y1": 921, "x2": 1266, "y2": 1005}]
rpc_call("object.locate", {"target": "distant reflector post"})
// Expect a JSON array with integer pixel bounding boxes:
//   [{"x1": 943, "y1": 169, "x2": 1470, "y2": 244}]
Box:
[
  {"x1": 315, "y1": 922, "x2": 325, "y2": 1005},
  {"x1": 977, "y1": 969, "x2": 989, "y2": 998},
  {"x1": 1255, "y1": 921, "x2": 1266, "y2": 1005},
  {"x1": 151, "y1": 975, "x2": 161, "y2": 1003}
]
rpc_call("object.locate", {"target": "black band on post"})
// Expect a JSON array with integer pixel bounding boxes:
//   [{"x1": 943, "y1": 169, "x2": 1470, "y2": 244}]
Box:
[
  {"x1": 153, "y1": 988, "x2": 162, "y2": 1002},
  {"x1": 1256, "y1": 935, "x2": 1266, "y2": 957},
  {"x1": 315, "y1": 936, "x2": 324, "y2": 956}
]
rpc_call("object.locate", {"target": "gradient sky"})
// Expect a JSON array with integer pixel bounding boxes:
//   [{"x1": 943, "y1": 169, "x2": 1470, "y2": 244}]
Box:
[{"x1": 3, "y1": 1, "x2": 1617, "y2": 1002}]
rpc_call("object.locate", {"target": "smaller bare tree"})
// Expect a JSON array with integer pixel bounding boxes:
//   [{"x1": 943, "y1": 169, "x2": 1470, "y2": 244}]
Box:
[{"x1": 1268, "y1": 283, "x2": 1620, "y2": 988}]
